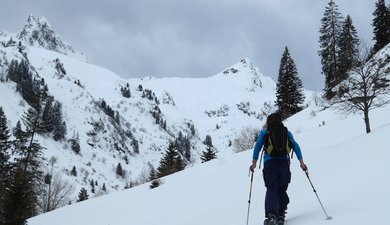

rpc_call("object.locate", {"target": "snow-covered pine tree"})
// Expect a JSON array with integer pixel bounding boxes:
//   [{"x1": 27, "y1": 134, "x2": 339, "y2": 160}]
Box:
[
  {"x1": 15, "y1": 60, "x2": 41, "y2": 108},
  {"x1": 70, "y1": 166, "x2": 77, "y2": 177},
  {"x1": 200, "y1": 145, "x2": 217, "y2": 163},
  {"x1": 41, "y1": 95, "x2": 55, "y2": 133},
  {"x1": 338, "y1": 15, "x2": 360, "y2": 82},
  {"x1": 69, "y1": 137, "x2": 81, "y2": 154},
  {"x1": 275, "y1": 46, "x2": 305, "y2": 119},
  {"x1": 77, "y1": 188, "x2": 89, "y2": 202},
  {"x1": 52, "y1": 101, "x2": 66, "y2": 141},
  {"x1": 0, "y1": 107, "x2": 11, "y2": 179},
  {"x1": 319, "y1": 0, "x2": 344, "y2": 100},
  {"x1": 203, "y1": 134, "x2": 213, "y2": 147},
  {"x1": 372, "y1": 0, "x2": 390, "y2": 54},
  {"x1": 148, "y1": 166, "x2": 161, "y2": 189},
  {"x1": 175, "y1": 132, "x2": 191, "y2": 162},
  {"x1": 90, "y1": 179, "x2": 95, "y2": 194},
  {"x1": 6, "y1": 59, "x2": 19, "y2": 83},
  {"x1": 0, "y1": 107, "x2": 11, "y2": 221},
  {"x1": 3, "y1": 107, "x2": 45, "y2": 225},
  {"x1": 157, "y1": 142, "x2": 185, "y2": 178},
  {"x1": 116, "y1": 163, "x2": 124, "y2": 178}
]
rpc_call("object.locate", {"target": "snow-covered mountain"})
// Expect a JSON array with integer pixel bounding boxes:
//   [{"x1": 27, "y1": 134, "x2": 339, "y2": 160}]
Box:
[
  {"x1": 1, "y1": 15, "x2": 87, "y2": 61},
  {"x1": 0, "y1": 16, "x2": 289, "y2": 201}
]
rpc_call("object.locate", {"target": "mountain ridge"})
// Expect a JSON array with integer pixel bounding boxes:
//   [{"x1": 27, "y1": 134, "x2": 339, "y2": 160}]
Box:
[
  {"x1": 1, "y1": 14, "x2": 87, "y2": 61},
  {"x1": 0, "y1": 16, "x2": 284, "y2": 203}
]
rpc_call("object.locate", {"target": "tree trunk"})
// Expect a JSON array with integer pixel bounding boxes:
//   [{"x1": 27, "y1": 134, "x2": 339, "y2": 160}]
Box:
[{"x1": 364, "y1": 108, "x2": 371, "y2": 133}]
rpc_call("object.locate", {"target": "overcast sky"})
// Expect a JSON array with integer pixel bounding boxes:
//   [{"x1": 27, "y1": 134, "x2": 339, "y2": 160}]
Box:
[{"x1": 1, "y1": 0, "x2": 375, "y2": 91}]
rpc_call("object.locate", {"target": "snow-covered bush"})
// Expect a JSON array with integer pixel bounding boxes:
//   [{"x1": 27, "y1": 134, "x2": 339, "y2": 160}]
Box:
[{"x1": 232, "y1": 126, "x2": 258, "y2": 153}]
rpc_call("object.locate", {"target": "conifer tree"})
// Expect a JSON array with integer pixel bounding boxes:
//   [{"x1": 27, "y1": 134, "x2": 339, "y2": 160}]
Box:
[
  {"x1": 116, "y1": 163, "x2": 124, "y2": 178},
  {"x1": 69, "y1": 137, "x2": 81, "y2": 154},
  {"x1": 3, "y1": 107, "x2": 45, "y2": 225},
  {"x1": 175, "y1": 132, "x2": 192, "y2": 162},
  {"x1": 12, "y1": 121, "x2": 26, "y2": 146},
  {"x1": 7, "y1": 59, "x2": 19, "y2": 83},
  {"x1": 319, "y1": 0, "x2": 344, "y2": 100},
  {"x1": 70, "y1": 166, "x2": 77, "y2": 177},
  {"x1": 200, "y1": 145, "x2": 217, "y2": 163},
  {"x1": 157, "y1": 142, "x2": 185, "y2": 178},
  {"x1": 77, "y1": 188, "x2": 89, "y2": 202},
  {"x1": 2, "y1": 167, "x2": 36, "y2": 225},
  {"x1": 203, "y1": 135, "x2": 213, "y2": 147},
  {"x1": 0, "y1": 107, "x2": 11, "y2": 180},
  {"x1": 52, "y1": 102, "x2": 66, "y2": 141},
  {"x1": 53, "y1": 121, "x2": 66, "y2": 141},
  {"x1": 338, "y1": 15, "x2": 360, "y2": 80},
  {"x1": 15, "y1": 60, "x2": 40, "y2": 108},
  {"x1": 275, "y1": 47, "x2": 305, "y2": 119},
  {"x1": 22, "y1": 107, "x2": 46, "y2": 136},
  {"x1": 0, "y1": 107, "x2": 11, "y2": 223},
  {"x1": 41, "y1": 95, "x2": 55, "y2": 133},
  {"x1": 149, "y1": 178, "x2": 161, "y2": 189},
  {"x1": 90, "y1": 179, "x2": 95, "y2": 194},
  {"x1": 372, "y1": 0, "x2": 390, "y2": 53},
  {"x1": 148, "y1": 166, "x2": 161, "y2": 189}
]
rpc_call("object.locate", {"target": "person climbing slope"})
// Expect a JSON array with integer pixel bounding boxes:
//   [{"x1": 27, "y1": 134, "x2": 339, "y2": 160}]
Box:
[{"x1": 250, "y1": 113, "x2": 308, "y2": 225}]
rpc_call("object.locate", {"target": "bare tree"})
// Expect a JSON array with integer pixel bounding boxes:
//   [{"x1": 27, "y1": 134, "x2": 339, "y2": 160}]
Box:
[
  {"x1": 233, "y1": 126, "x2": 259, "y2": 153},
  {"x1": 333, "y1": 45, "x2": 390, "y2": 133},
  {"x1": 38, "y1": 157, "x2": 74, "y2": 213}
]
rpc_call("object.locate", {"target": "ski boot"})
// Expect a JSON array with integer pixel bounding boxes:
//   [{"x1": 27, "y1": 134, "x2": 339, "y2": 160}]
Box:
[
  {"x1": 263, "y1": 213, "x2": 278, "y2": 225},
  {"x1": 278, "y1": 209, "x2": 287, "y2": 225}
]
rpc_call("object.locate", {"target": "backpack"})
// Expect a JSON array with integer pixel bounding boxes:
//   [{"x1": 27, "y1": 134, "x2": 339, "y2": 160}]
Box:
[{"x1": 263, "y1": 123, "x2": 292, "y2": 158}]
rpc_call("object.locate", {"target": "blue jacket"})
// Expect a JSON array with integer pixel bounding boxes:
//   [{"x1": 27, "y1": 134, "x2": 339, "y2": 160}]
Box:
[{"x1": 252, "y1": 128, "x2": 303, "y2": 162}]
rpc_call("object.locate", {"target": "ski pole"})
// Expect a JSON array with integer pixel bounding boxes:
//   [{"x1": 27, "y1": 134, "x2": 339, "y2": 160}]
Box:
[
  {"x1": 246, "y1": 149, "x2": 264, "y2": 225},
  {"x1": 246, "y1": 170, "x2": 254, "y2": 225},
  {"x1": 304, "y1": 170, "x2": 332, "y2": 220}
]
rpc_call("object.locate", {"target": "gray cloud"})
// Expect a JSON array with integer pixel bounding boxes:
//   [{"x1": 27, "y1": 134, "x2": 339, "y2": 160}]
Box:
[{"x1": 1, "y1": 0, "x2": 375, "y2": 91}]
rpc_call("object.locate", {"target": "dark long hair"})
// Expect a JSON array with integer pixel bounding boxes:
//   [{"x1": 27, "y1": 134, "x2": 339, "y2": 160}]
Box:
[{"x1": 266, "y1": 113, "x2": 282, "y2": 128}]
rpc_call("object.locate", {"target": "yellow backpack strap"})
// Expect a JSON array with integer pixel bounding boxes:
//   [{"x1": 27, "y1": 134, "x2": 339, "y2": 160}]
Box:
[
  {"x1": 266, "y1": 134, "x2": 273, "y2": 155},
  {"x1": 286, "y1": 129, "x2": 293, "y2": 158}
]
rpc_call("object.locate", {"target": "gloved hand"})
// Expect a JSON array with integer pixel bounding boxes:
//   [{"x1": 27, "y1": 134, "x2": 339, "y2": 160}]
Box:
[
  {"x1": 300, "y1": 161, "x2": 308, "y2": 171},
  {"x1": 249, "y1": 165, "x2": 254, "y2": 173},
  {"x1": 249, "y1": 161, "x2": 257, "y2": 172}
]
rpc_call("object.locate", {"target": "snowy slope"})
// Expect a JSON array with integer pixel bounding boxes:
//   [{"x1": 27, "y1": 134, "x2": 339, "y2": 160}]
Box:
[{"x1": 28, "y1": 103, "x2": 390, "y2": 225}]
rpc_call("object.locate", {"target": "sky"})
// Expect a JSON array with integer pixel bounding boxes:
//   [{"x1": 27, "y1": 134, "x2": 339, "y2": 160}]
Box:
[{"x1": 0, "y1": 0, "x2": 375, "y2": 91}]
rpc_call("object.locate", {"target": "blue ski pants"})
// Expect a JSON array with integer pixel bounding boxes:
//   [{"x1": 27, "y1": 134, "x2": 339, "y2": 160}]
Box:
[{"x1": 262, "y1": 159, "x2": 291, "y2": 217}]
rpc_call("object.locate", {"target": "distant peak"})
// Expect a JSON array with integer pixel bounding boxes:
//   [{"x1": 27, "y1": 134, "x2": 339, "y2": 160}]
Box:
[
  {"x1": 217, "y1": 58, "x2": 263, "y2": 89},
  {"x1": 27, "y1": 14, "x2": 36, "y2": 23},
  {"x1": 18, "y1": 14, "x2": 56, "y2": 42},
  {"x1": 25, "y1": 14, "x2": 52, "y2": 30},
  {"x1": 239, "y1": 58, "x2": 250, "y2": 66},
  {"x1": 15, "y1": 14, "x2": 87, "y2": 61},
  {"x1": 222, "y1": 58, "x2": 253, "y2": 75}
]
